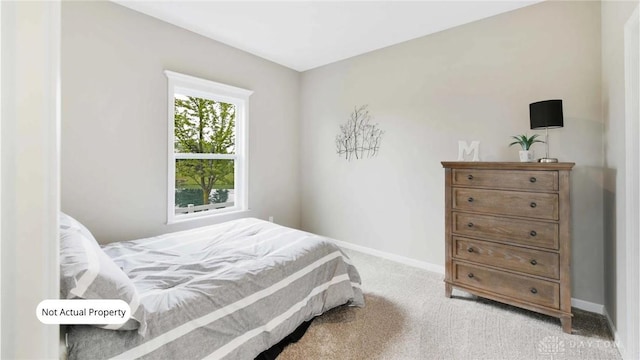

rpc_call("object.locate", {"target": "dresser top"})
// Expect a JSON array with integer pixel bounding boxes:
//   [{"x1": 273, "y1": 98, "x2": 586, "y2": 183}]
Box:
[{"x1": 441, "y1": 161, "x2": 575, "y2": 170}]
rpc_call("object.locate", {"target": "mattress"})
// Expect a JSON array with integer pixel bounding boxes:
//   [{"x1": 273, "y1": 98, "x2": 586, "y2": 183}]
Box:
[{"x1": 65, "y1": 218, "x2": 364, "y2": 359}]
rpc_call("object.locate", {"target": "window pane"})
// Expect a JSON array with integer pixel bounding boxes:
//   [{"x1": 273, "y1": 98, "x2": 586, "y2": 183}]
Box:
[
  {"x1": 175, "y1": 159, "x2": 235, "y2": 215},
  {"x1": 174, "y1": 93, "x2": 236, "y2": 154}
]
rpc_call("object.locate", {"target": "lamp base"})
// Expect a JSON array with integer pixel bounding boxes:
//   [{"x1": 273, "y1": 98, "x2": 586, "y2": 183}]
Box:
[{"x1": 538, "y1": 158, "x2": 559, "y2": 163}]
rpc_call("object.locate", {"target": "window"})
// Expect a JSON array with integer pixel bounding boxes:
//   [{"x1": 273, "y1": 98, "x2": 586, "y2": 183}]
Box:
[{"x1": 165, "y1": 71, "x2": 252, "y2": 223}]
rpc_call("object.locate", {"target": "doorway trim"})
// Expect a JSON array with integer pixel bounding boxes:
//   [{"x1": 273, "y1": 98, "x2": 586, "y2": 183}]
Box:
[{"x1": 624, "y1": 4, "x2": 639, "y2": 360}]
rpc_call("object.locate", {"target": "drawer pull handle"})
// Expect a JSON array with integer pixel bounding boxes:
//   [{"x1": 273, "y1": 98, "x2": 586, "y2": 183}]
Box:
[
  {"x1": 467, "y1": 222, "x2": 474, "y2": 228},
  {"x1": 530, "y1": 177, "x2": 537, "y2": 183},
  {"x1": 467, "y1": 273, "x2": 474, "y2": 278},
  {"x1": 467, "y1": 174, "x2": 474, "y2": 180},
  {"x1": 530, "y1": 202, "x2": 537, "y2": 208},
  {"x1": 467, "y1": 247, "x2": 474, "y2": 253},
  {"x1": 530, "y1": 230, "x2": 537, "y2": 237},
  {"x1": 468, "y1": 197, "x2": 474, "y2": 203},
  {"x1": 530, "y1": 259, "x2": 537, "y2": 266},
  {"x1": 530, "y1": 288, "x2": 538, "y2": 294}
]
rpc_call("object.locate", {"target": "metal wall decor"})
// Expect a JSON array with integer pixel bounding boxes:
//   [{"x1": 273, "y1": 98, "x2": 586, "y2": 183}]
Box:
[{"x1": 335, "y1": 105, "x2": 384, "y2": 160}]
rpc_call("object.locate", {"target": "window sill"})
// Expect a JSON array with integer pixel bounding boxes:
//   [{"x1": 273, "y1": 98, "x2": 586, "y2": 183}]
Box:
[{"x1": 167, "y1": 208, "x2": 250, "y2": 225}]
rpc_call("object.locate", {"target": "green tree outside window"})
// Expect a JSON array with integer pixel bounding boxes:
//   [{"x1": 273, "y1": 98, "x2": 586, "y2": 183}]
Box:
[{"x1": 174, "y1": 95, "x2": 235, "y2": 207}]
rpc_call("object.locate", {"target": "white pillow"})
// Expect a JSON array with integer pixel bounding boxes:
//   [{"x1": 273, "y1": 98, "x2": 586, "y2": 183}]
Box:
[{"x1": 59, "y1": 212, "x2": 145, "y2": 332}]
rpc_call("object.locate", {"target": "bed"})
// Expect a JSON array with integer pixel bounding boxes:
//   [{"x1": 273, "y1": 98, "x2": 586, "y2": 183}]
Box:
[{"x1": 60, "y1": 215, "x2": 364, "y2": 360}]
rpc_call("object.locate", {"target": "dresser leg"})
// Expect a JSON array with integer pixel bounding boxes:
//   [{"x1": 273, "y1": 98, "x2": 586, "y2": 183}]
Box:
[
  {"x1": 560, "y1": 316, "x2": 572, "y2": 334},
  {"x1": 445, "y1": 283, "x2": 452, "y2": 298}
]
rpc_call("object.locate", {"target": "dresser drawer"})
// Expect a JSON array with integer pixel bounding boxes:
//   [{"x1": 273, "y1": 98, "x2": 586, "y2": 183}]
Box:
[
  {"x1": 452, "y1": 212, "x2": 558, "y2": 249},
  {"x1": 453, "y1": 169, "x2": 558, "y2": 192},
  {"x1": 453, "y1": 237, "x2": 559, "y2": 279},
  {"x1": 453, "y1": 188, "x2": 559, "y2": 220},
  {"x1": 454, "y1": 262, "x2": 560, "y2": 308}
]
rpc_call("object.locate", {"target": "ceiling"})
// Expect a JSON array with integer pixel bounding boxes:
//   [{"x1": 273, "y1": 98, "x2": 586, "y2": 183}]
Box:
[{"x1": 114, "y1": 1, "x2": 542, "y2": 72}]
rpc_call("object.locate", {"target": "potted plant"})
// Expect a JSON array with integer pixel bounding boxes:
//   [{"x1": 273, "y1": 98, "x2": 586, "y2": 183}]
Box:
[{"x1": 509, "y1": 134, "x2": 544, "y2": 162}]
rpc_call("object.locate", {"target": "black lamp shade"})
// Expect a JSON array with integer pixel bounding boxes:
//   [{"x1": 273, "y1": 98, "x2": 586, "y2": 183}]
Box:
[{"x1": 530, "y1": 99, "x2": 564, "y2": 129}]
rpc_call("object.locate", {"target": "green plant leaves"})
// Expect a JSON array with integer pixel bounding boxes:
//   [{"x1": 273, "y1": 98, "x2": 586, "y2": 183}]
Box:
[{"x1": 508, "y1": 134, "x2": 544, "y2": 150}]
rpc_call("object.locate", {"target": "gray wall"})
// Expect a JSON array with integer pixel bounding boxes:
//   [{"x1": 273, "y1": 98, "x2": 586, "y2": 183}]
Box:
[
  {"x1": 299, "y1": 1, "x2": 605, "y2": 305},
  {"x1": 602, "y1": 0, "x2": 639, "y2": 354},
  {"x1": 61, "y1": 2, "x2": 301, "y2": 243}
]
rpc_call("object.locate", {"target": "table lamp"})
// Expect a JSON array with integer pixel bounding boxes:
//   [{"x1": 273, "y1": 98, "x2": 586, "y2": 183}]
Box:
[{"x1": 530, "y1": 99, "x2": 563, "y2": 163}]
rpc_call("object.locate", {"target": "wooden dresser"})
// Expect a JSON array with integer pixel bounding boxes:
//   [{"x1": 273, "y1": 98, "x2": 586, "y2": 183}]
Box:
[{"x1": 441, "y1": 161, "x2": 574, "y2": 333}]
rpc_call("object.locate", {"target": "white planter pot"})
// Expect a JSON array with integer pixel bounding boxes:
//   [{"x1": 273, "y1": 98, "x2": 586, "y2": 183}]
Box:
[{"x1": 519, "y1": 150, "x2": 535, "y2": 162}]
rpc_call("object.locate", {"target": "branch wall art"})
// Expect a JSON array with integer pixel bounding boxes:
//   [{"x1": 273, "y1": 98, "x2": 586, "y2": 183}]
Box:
[{"x1": 335, "y1": 105, "x2": 384, "y2": 161}]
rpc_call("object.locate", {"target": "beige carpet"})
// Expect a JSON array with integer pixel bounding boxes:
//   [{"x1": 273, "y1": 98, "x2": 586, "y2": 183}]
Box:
[{"x1": 279, "y1": 249, "x2": 621, "y2": 360}]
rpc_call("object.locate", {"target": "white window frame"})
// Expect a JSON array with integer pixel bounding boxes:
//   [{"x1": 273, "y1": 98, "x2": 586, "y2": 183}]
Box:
[{"x1": 165, "y1": 70, "x2": 252, "y2": 224}]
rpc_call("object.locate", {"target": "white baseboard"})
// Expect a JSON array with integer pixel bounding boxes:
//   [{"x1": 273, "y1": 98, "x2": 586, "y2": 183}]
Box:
[
  {"x1": 330, "y1": 239, "x2": 606, "y2": 315},
  {"x1": 571, "y1": 298, "x2": 605, "y2": 315},
  {"x1": 329, "y1": 238, "x2": 445, "y2": 274}
]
